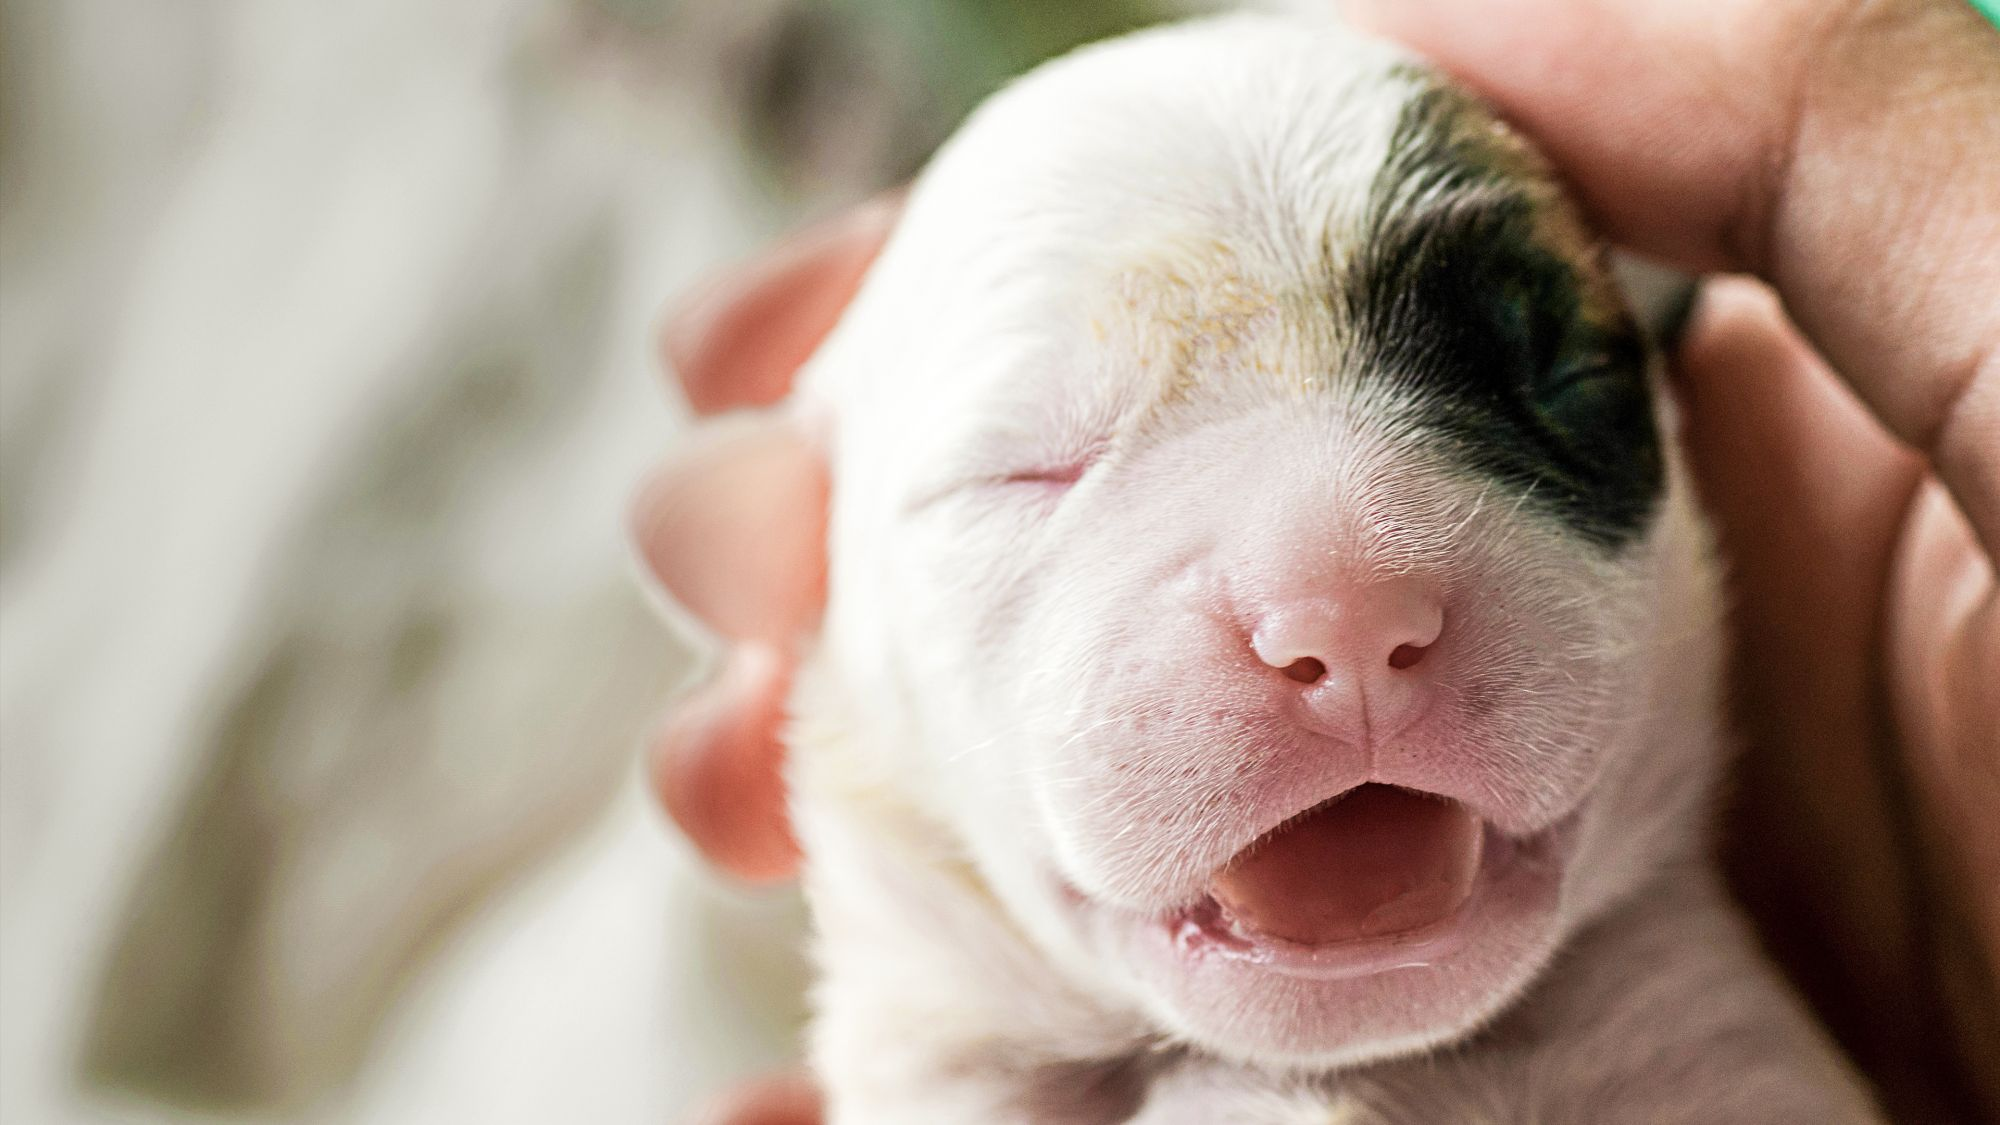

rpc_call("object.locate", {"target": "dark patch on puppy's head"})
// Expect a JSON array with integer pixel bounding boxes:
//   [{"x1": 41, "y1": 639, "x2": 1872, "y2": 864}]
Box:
[{"x1": 1345, "y1": 75, "x2": 1664, "y2": 548}]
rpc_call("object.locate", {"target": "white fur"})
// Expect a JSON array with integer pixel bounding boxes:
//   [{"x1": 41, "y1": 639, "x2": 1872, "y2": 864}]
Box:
[{"x1": 779, "y1": 16, "x2": 1880, "y2": 1123}]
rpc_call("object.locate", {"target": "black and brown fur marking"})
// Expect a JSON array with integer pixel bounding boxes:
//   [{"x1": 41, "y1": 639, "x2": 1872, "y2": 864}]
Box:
[{"x1": 1346, "y1": 74, "x2": 1664, "y2": 549}]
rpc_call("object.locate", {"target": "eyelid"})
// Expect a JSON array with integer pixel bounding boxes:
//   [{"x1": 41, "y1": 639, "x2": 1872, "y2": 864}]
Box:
[
  {"x1": 1549, "y1": 359, "x2": 1610, "y2": 386},
  {"x1": 904, "y1": 438, "x2": 1108, "y2": 517},
  {"x1": 998, "y1": 437, "x2": 1110, "y2": 487},
  {"x1": 1545, "y1": 351, "x2": 1625, "y2": 390},
  {"x1": 1010, "y1": 436, "x2": 1111, "y2": 485},
  {"x1": 1001, "y1": 463, "x2": 1089, "y2": 487}
]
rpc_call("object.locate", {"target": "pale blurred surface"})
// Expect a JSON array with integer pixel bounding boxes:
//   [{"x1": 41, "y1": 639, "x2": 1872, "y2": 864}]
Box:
[{"x1": 0, "y1": 1, "x2": 1175, "y2": 1120}]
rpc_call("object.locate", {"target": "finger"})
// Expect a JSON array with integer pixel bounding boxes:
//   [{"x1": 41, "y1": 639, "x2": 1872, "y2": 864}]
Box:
[
  {"x1": 1676, "y1": 278, "x2": 1925, "y2": 940},
  {"x1": 1888, "y1": 479, "x2": 2000, "y2": 963},
  {"x1": 685, "y1": 1072, "x2": 823, "y2": 1125},
  {"x1": 629, "y1": 418, "x2": 829, "y2": 647},
  {"x1": 1675, "y1": 278, "x2": 1926, "y2": 588},
  {"x1": 649, "y1": 645, "x2": 801, "y2": 883},
  {"x1": 661, "y1": 195, "x2": 901, "y2": 415},
  {"x1": 1343, "y1": 0, "x2": 2000, "y2": 556}
]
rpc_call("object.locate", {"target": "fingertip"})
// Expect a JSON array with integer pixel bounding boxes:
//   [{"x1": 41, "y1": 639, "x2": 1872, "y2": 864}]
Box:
[
  {"x1": 1672, "y1": 277, "x2": 1791, "y2": 407},
  {"x1": 1341, "y1": 0, "x2": 1797, "y2": 271},
  {"x1": 627, "y1": 419, "x2": 831, "y2": 647},
  {"x1": 1337, "y1": 0, "x2": 1465, "y2": 45},
  {"x1": 1673, "y1": 277, "x2": 1855, "y2": 480},
  {"x1": 685, "y1": 1072, "x2": 823, "y2": 1125},
  {"x1": 650, "y1": 646, "x2": 803, "y2": 884},
  {"x1": 660, "y1": 193, "x2": 904, "y2": 417},
  {"x1": 1671, "y1": 277, "x2": 1923, "y2": 604}
]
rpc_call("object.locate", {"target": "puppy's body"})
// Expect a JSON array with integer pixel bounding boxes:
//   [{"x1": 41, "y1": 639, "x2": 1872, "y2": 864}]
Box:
[{"x1": 767, "y1": 17, "x2": 1879, "y2": 1122}]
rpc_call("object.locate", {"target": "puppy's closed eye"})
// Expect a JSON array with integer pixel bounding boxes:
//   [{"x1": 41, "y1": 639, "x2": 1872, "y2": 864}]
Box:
[
  {"x1": 994, "y1": 441, "x2": 1109, "y2": 491},
  {"x1": 905, "y1": 449, "x2": 1098, "y2": 517},
  {"x1": 1523, "y1": 330, "x2": 1655, "y2": 481},
  {"x1": 910, "y1": 410, "x2": 1118, "y2": 515}
]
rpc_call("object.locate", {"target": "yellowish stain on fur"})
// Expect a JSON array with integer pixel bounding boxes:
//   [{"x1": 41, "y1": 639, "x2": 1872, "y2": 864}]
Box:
[{"x1": 1088, "y1": 237, "x2": 1345, "y2": 423}]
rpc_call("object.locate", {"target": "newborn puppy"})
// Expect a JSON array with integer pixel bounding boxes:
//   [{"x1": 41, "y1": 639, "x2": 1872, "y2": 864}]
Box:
[{"x1": 648, "y1": 15, "x2": 1883, "y2": 1123}]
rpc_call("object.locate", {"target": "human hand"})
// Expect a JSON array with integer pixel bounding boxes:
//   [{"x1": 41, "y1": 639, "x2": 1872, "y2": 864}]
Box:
[
  {"x1": 634, "y1": 199, "x2": 896, "y2": 886},
  {"x1": 634, "y1": 1, "x2": 1998, "y2": 1119}
]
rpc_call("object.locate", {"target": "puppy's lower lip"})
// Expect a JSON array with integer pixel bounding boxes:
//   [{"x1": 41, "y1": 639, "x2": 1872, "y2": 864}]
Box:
[{"x1": 1204, "y1": 784, "x2": 1484, "y2": 946}]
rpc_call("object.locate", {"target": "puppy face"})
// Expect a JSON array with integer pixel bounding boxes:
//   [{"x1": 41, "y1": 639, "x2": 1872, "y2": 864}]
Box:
[{"x1": 795, "y1": 17, "x2": 1718, "y2": 1068}]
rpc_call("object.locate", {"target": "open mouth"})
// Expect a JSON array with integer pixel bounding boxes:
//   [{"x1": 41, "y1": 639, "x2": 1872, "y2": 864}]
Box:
[{"x1": 1159, "y1": 783, "x2": 1565, "y2": 980}]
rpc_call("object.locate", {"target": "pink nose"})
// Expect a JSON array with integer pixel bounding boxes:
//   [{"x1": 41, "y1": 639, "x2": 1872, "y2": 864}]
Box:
[{"x1": 1248, "y1": 578, "x2": 1445, "y2": 747}]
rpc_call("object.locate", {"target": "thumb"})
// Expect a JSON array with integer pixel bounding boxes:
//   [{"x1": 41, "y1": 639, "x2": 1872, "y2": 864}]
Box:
[{"x1": 1344, "y1": 0, "x2": 2000, "y2": 556}]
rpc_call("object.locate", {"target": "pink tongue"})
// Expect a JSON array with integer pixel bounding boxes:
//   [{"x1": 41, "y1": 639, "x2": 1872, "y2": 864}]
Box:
[{"x1": 1209, "y1": 784, "x2": 1483, "y2": 945}]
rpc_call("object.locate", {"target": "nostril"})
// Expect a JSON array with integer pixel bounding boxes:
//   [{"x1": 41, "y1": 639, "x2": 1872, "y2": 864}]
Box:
[
  {"x1": 1280, "y1": 657, "x2": 1327, "y2": 685},
  {"x1": 1387, "y1": 642, "x2": 1429, "y2": 671}
]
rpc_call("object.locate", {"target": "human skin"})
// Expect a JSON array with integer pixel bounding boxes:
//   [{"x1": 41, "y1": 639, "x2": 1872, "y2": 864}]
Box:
[{"x1": 646, "y1": 0, "x2": 1998, "y2": 1120}]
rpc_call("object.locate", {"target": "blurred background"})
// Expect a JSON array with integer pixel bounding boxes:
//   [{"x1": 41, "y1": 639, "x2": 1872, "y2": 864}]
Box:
[{"x1": 0, "y1": 1, "x2": 1194, "y2": 1120}]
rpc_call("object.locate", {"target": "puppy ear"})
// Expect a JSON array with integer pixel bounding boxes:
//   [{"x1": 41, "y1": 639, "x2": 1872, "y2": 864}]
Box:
[{"x1": 661, "y1": 196, "x2": 898, "y2": 415}]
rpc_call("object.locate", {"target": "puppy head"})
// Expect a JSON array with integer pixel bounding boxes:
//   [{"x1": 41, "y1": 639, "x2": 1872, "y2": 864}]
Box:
[{"x1": 664, "y1": 16, "x2": 1722, "y2": 1070}]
